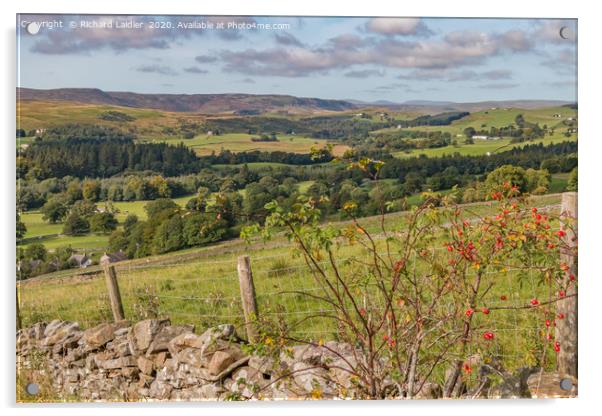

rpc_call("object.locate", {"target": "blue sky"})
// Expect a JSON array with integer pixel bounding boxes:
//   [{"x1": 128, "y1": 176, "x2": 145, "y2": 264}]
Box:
[{"x1": 17, "y1": 15, "x2": 577, "y2": 103}]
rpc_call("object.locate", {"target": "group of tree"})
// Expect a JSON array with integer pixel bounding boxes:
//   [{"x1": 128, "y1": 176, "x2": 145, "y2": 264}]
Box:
[
  {"x1": 17, "y1": 172, "x2": 225, "y2": 211},
  {"x1": 461, "y1": 165, "x2": 553, "y2": 203},
  {"x1": 250, "y1": 133, "x2": 279, "y2": 142},
  {"x1": 374, "y1": 141, "x2": 577, "y2": 184},
  {"x1": 18, "y1": 124, "x2": 204, "y2": 179},
  {"x1": 107, "y1": 194, "x2": 240, "y2": 258},
  {"x1": 39, "y1": 196, "x2": 118, "y2": 236},
  {"x1": 203, "y1": 149, "x2": 333, "y2": 165}
]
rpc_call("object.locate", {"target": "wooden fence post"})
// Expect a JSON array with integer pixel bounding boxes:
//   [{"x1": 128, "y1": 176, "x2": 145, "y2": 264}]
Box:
[
  {"x1": 104, "y1": 265, "x2": 125, "y2": 322},
  {"x1": 556, "y1": 192, "x2": 577, "y2": 377},
  {"x1": 237, "y1": 255, "x2": 259, "y2": 343}
]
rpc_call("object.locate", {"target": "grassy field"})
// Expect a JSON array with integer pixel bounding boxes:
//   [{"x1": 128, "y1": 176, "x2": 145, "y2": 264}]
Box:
[
  {"x1": 369, "y1": 105, "x2": 578, "y2": 159},
  {"x1": 157, "y1": 133, "x2": 349, "y2": 156},
  {"x1": 393, "y1": 133, "x2": 577, "y2": 159},
  {"x1": 376, "y1": 106, "x2": 576, "y2": 136},
  {"x1": 17, "y1": 193, "x2": 563, "y2": 378},
  {"x1": 549, "y1": 173, "x2": 570, "y2": 194},
  {"x1": 20, "y1": 185, "x2": 330, "y2": 253},
  {"x1": 17, "y1": 100, "x2": 196, "y2": 139},
  {"x1": 19, "y1": 195, "x2": 194, "y2": 251}
]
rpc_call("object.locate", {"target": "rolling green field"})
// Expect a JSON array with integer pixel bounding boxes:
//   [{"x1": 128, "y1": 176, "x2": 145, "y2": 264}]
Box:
[
  {"x1": 365, "y1": 105, "x2": 578, "y2": 159},
  {"x1": 19, "y1": 182, "x2": 328, "y2": 253},
  {"x1": 377, "y1": 106, "x2": 576, "y2": 136},
  {"x1": 157, "y1": 133, "x2": 349, "y2": 156},
  {"x1": 393, "y1": 133, "x2": 577, "y2": 159},
  {"x1": 19, "y1": 195, "x2": 193, "y2": 251},
  {"x1": 18, "y1": 193, "x2": 563, "y2": 376}
]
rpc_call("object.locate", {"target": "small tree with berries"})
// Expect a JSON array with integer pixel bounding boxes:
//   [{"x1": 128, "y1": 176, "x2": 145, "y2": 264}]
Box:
[{"x1": 242, "y1": 158, "x2": 577, "y2": 399}]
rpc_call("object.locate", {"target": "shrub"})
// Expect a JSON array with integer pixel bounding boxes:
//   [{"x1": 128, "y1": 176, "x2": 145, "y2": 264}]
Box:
[{"x1": 242, "y1": 160, "x2": 576, "y2": 399}]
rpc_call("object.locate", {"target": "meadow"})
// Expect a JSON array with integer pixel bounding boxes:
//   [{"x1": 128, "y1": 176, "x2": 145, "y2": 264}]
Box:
[
  {"x1": 362, "y1": 106, "x2": 578, "y2": 159},
  {"x1": 17, "y1": 193, "x2": 564, "y2": 378},
  {"x1": 393, "y1": 133, "x2": 576, "y2": 159},
  {"x1": 157, "y1": 132, "x2": 348, "y2": 156},
  {"x1": 376, "y1": 106, "x2": 576, "y2": 136},
  {"x1": 19, "y1": 195, "x2": 193, "y2": 252}
]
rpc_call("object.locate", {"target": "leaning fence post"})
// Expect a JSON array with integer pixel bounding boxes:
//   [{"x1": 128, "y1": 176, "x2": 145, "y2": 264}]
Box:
[
  {"x1": 556, "y1": 192, "x2": 577, "y2": 377},
  {"x1": 237, "y1": 255, "x2": 259, "y2": 343},
  {"x1": 103, "y1": 265, "x2": 125, "y2": 322}
]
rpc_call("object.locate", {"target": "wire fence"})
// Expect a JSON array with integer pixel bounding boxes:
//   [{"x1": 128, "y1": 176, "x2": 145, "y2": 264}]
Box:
[{"x1": 16, "y1": 196, "x2": 576, "y2": 379}]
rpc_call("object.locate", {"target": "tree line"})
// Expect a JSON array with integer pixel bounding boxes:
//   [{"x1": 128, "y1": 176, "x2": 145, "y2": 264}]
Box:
[{"x1": 19, "y1": 136, "x2": 204, "y2": 179}]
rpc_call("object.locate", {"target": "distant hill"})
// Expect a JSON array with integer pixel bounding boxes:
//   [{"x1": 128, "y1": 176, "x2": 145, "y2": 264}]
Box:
[
  {"x1": 18, "y1": 87, "x2": 574, "y2": 115},
  {"x1": 17, "y1": 88, "x2": 356, "y2": 114},
  {"x1": 352, "y1": 99, "x2": 574, "y2": 113}
]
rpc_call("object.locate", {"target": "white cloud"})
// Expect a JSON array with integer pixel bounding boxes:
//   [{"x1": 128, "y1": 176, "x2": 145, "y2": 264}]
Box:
[{"x1": 364, "y1": 18, "x2": 433, "y2": 37}]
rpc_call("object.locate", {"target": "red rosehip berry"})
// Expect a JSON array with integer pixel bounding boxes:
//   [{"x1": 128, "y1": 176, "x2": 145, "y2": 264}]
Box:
[
  {"x1": 532, "y1": 207, "x2": 538, "y2": 213},
  {"x1": 481, "y1": 307, "x2": 490, "y2": 315},
  {"x1": 463, "y1": 363, "x2": 472, "y2": 374},
  {"x1": 465, "y1": 308, "x2": 474, "y2": 317},
  {"x1": 554, "y1": 341, "x2": 561, "y2": 353},
  {"x1": 447, "y1": 245, "x2": 453, "y2": 252},
  {"x1": 557, "y1": 313, "x2": 565, "y2": 320},
  {"x1": 559, "y1": 290, "x2": 565, "y2": 298},
  {"x1": 500, "y1": 295, "x2": 507, "y2": 301},
  {"x1": 530, "y1": 298, "x2": 539, "y2": 306},
  {"x1": 556, "y1": 230, "x2": 566, "y2": 238},
  {"x1": 569, "y1": 274, "x2": 576, "y2": 281},
  {"x1": 545, "y1": 319, "x2": 551, "y2": 327},
  {"x1": 483, "y1": 332, "x2": 495, "y2": 340}
]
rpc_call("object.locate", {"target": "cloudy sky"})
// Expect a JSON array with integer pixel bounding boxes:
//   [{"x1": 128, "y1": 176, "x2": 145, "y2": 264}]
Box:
[{"x1": 17, "y1": 15, "x2": 577, "y2": 103}]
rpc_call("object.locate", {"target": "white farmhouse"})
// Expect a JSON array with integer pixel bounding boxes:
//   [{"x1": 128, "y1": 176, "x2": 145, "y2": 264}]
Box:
[{"x1": 472, "y1": 135, "x2": 500, "y2": 141}]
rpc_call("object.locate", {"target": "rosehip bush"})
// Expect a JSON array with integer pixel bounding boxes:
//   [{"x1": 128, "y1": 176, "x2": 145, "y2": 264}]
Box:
[{"x1": 242, "y1": 165, "x2": 577, "y2": 400}]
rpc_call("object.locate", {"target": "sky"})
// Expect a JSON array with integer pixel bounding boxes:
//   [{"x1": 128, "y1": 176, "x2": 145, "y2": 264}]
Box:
[{"x1": 17, "y1": 15, "x2": 577, "y2": 103}]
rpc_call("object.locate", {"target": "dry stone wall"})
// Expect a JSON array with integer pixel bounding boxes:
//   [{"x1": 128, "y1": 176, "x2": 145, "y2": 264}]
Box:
[
  {"x1": 17, "y1": 319, "x2": 360, "y2": 401},
  {"x1": 16, "y1": 319, "x2": 577, "y2": 401}
]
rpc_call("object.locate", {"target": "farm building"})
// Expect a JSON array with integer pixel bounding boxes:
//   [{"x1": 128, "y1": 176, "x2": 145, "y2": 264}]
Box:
[
  {"x1": 68, "y1": 253, "x2": 93, "y2": 269},
  {"x1": 472, "y1": 135, "x2": 501, "y2": 141},
  {"x1": 99, "y1": 251, "x2": 128, "y2": 266}
]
